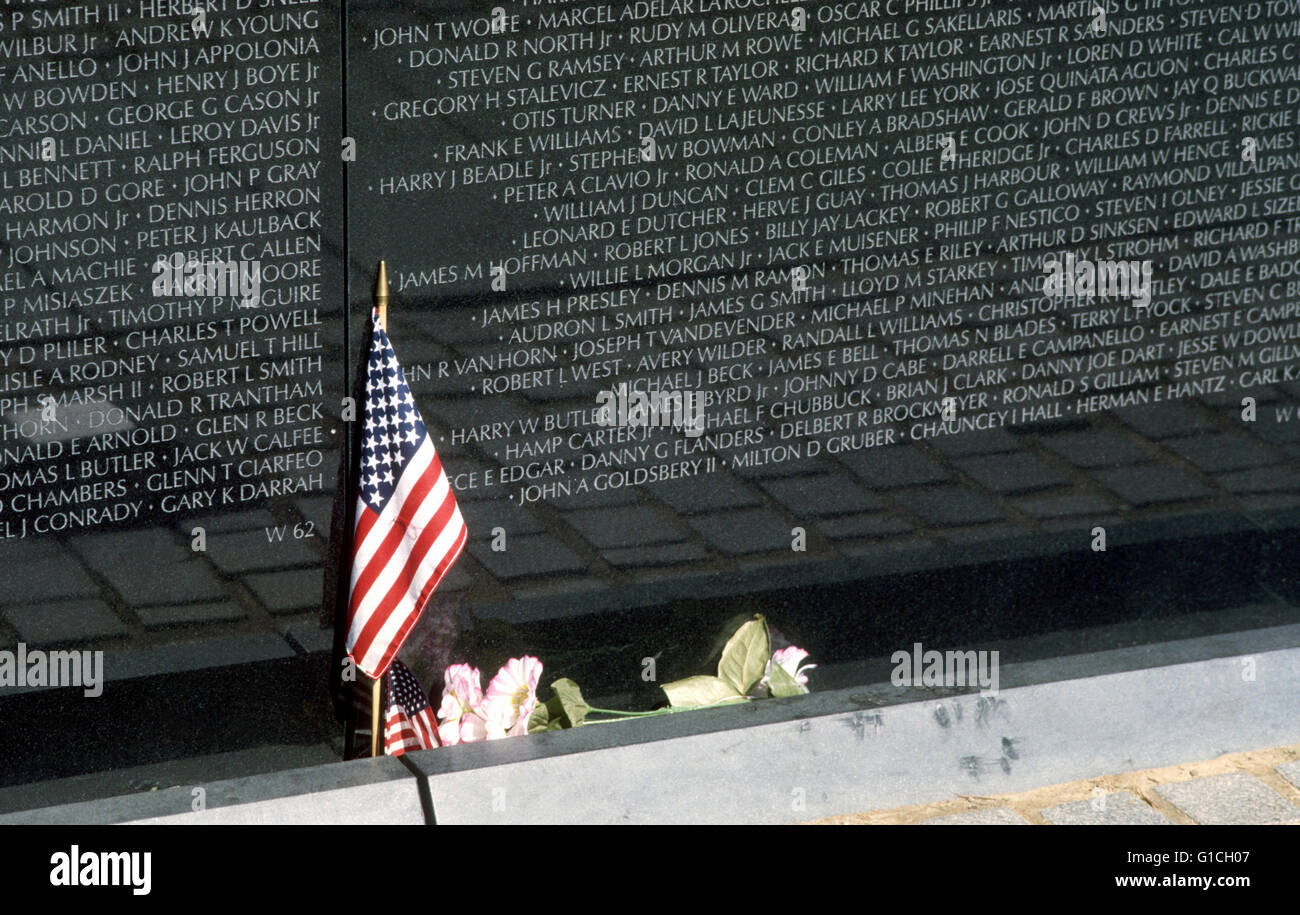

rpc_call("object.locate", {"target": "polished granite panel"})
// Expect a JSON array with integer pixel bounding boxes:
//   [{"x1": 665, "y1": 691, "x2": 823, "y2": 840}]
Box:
[{"x1": 0, "y1": 0, "x2": 1299, "y2": 808}]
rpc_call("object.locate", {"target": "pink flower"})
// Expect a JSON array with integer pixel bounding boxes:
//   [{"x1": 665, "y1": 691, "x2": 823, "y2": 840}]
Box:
[
  {"x1": 436, "y1": 664, "x2": 487, "y2": 746},
  {"x1": 766, "y1": 646, "x2": 816, "y2": 693},
  {"x1": 482, "y1": 656, "x2": 543, "y2": 739}
]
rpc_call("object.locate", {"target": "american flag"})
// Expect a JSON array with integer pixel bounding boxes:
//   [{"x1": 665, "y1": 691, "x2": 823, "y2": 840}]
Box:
[
  {"x1": 346, "y1": 310, "x2": 467, "y2": 679},
  {"x1": 384, "y1": 659, "x2": 439, "y2": 755}
]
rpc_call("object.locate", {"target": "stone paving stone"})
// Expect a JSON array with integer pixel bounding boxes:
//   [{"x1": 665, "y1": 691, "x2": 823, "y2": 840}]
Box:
[
  {"x1": 815, "y1": 514, "x2": 913, "y2": 541},
  {"x1": 467, "y1": 534, "x2": 587, "y2": 579},
  {"x1": 1039, "y1": 430, "x2": 1151, "y2": 467},
  {"x1": 1041, "y1": 791, "x2": 1172, "y2": 825},
  {"x1": 1276, "y1": 761, "x2": 1300, "y2": 791},
  {"x1": 1014, "y1": 492, "x2": 1116, "y2": 519},
  {"x1": 1039, "y1": 516, "x2": 1126, "y2": 536},
  {"x1": 520, "y1": 381, "x2": 578, "y2": 404},
  {"x1": 561, "y1": 505, "x2": 684, "y2": 550},
  {"x1": 101, "y1": 634, "x2": 296, "y2": 682},
  {"x1": 134, "y1": 601, "x2": 248, "y2": 629},
  {"x1": 186, "y1": 508, "x2": 278, "y2": 534},
  {"x1": 924, "y1": 428, "x2": 1022, "y2": 456},
  {"x1": 1240, "y1": 493, "x2": 1300, "y2": 514},
  {"x1": 941, "y1": 522, "x2": 1034, "y2": 544},
  {"x1": 0, "y1": 538, "x2": 67, "y2": 564},
  {"x1": 1163, "y1": 433, "x2": 1275, "y2": 472},
  {"x1": 439, "y1": 566, "x2": 473, "y2": 591},
  {"x1": 284, "y1": 622, "x2": 334, "y2": 654},
  {"x1": 685, "y1": 508, "x2": 796, "y2": 554},
  {"x1": 509, "y1": 576, "x2": 606, "y2": 605},
  {"x1": 459, "y1": 500, "x2": 545, "y2": 535},
  {"x1": 69, "y1": 529, "x2": 228, "y2": 605},
  {"x1": 954, "y1": 452, "x2": 1067, "y2": 494},
  {"x1": 837, "y1": 445, "x2": 951, "y2": 488},
  {"x1": 921, "y1": 807, "x2": 1029, "y2": 825},
  {"x1": 1215, "y1": 467, "x2": 1300, "y2": 495},
  {"x1": 730, "y1": 453, "x2": 828, "y2": 479},
  {"x1": 890, "y1": 486, "x2": 1005, "y2": 526},
  {"x1": 602, "y1": 542, "x2": 711, "y2": 568},
  {"x1": 1091, "y1": 465, "x2": 1213, "y2": 506},
  {"x1": 1154, "y1": 773, "x2": 1300, "y2": 825},
  {"x1": 205, "y1": 529, "x2": 320, "y2": 575},
  {"x1": 839, "y1": 536, "x2": 936, "y2": 559},
  {"x1": 5, "y1": 599, "x2": 128, "y2": 646},
  {"x1": 1115, "y1": 402, "x2": 1217, "y2": 438},
  {"x1": 759, "y1": 474, "x2": 883, "y2": 517},
  {"x1": 242, "y1": 569, "x2": 327, "y2": 614},
  {"x1": 1205, "y1": 385, "x2": 1279, "y2": 407},
  {"x1": 644, "y1": 473, "x2": 763, "y2": 514},
  {"x1": 422, "y1": 397, "x2": 536, "y2": 442},
  {"x1": 293, "y1": 496, "x2": 335, "y2": 532},
  {"x1": 545, "y1": 483, "x2": 640, "y2": 509},
  {"x1": 1252, "y1": 414, "x2": 1300, "y2": 442},
  {"x1": 0, "y1": 540, "x2": 101, "y2": 605}
]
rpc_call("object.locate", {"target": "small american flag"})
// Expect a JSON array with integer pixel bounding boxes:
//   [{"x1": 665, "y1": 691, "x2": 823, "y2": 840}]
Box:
[
  {"x1": 346, "y1": 311, "x2": 467, "y2": 678},
  {"x1": 384, "y1": 660, "x2": 439, "y2": 755}
]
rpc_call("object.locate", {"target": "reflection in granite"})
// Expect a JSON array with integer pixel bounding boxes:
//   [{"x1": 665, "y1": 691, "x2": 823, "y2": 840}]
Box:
[{"x1": 2, "y1": 0, "x2": 1300, "y2": 812}]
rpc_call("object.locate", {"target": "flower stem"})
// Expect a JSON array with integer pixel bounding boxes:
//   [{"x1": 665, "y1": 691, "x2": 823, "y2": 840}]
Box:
[
  {"x1": 585, "y1": 706, "x2": 666, "y2": 718},
  {"x1": 582, "y1": 698, "x2": 748, "y2": 724}
]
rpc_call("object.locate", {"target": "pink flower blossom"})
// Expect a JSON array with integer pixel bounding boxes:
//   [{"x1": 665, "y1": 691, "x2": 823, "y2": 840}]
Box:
[
  {"x1": 436, "y1": 663, "x2": 487, "y2": 746},
  {"x1": 766, "y1": 646, "x2": 816, "y2": 693},
  {"x1": 482, "y1": 656, "x2": 543, "y2": 739}
]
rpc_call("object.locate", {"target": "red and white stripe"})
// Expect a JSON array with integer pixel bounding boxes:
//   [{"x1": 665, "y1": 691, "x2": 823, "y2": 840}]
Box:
[
  {"x1": 346, "y1": 435, "x2": 467, "y2": 678},
  {"x1": 385, "y1": 704, "x2": 439, "y2": 756}
]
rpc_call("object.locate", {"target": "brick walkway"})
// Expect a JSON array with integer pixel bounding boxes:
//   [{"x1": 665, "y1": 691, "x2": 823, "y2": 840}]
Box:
[{"x1": 811, "y1": 745, "x2": 1300, "y2": 825}]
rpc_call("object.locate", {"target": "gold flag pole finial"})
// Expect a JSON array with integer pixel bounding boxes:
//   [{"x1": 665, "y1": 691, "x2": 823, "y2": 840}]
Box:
[{"x1": 375, "y1": 259, "x2": 390, "y2": 330}]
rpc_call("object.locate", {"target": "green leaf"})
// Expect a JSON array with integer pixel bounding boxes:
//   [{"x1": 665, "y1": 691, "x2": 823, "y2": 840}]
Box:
[
  {"x1": 661, "y1": 675, "x2": 744, "y2": 708},
  {"x1": 551, "y1": 678, "x2": 590, "y2": 728},
  {"x1": 717, "y1": 615, "x2": 770, "y2": 695},
  {"x1": 526, "y1": 680, "x2": 592, "y2": 733},
  {"x1": 766, "y1": 661, "x2": 805, "y2": 698},
  {"x1": 526, "y1": 696, "x2": 566, "y2": 734},
  {"x1": 525, "y1": 697, "x2": 552, "y2": 734}
]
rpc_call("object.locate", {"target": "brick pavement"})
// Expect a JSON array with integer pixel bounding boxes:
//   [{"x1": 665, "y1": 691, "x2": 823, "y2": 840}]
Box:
[{"x1": 811, "y1": 746, "x2": 1300, "y2": 825}]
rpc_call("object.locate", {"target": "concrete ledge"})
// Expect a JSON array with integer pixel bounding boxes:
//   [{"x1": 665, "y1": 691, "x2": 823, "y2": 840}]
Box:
[
  {"x1": 0, "y1": 755, "x2": 423, "y2": 826},
  {"x1": 4, "y1": 624, "x2": 1300, "y2": 824},
  {"x1": 0, "y1": 744, "x2": 339, "y2": 817},
  {"x1": 406, "y1": 624, "x2": 1300, "y2": 823}
]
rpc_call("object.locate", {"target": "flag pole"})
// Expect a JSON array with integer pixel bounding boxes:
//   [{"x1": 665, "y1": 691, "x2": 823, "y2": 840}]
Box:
[
  {"x1": 375, "y1": 258, "x2": 389, "y2": 330},
  {"x1": 370, "y1": 259, "x2": 389, "y2": 757},
  {"x1": 370, "y1": 674, "x2": 383, "y2": 757}
]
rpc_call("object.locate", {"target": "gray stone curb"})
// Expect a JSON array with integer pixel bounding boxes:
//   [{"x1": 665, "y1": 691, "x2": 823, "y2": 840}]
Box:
[
  {"x1": 0, "y1": 755, "x2": 421, "y2": 826},
  {"x1": 2, "y1": 624, "x2": 1298, "y2": 824}
]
